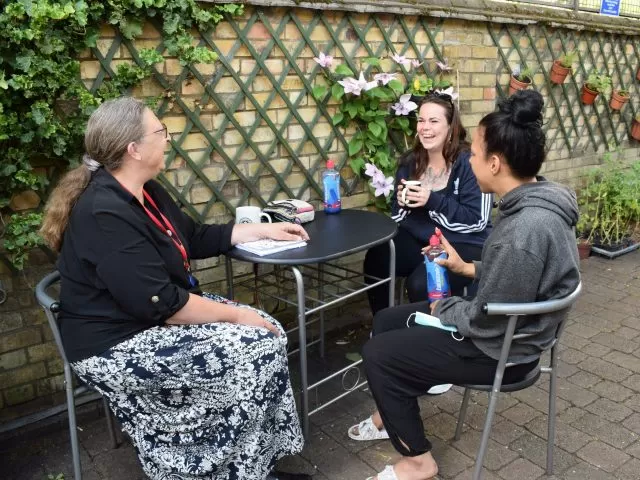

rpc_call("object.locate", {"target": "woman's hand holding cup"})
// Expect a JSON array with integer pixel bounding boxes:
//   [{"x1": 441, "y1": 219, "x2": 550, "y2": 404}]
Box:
[{"x1": 399, "y1": 179, "x2": 429, "y2": 208}]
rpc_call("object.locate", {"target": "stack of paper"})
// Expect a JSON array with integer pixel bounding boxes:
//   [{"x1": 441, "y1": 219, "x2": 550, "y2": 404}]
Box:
[{"x1": 235, "y1": 239, "x2": 307, "y2": 256}]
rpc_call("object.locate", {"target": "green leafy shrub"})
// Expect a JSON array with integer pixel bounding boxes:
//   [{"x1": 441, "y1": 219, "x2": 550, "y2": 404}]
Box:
[{"x1": 0, "y1": 0, "x2": 243, "y2": 268}]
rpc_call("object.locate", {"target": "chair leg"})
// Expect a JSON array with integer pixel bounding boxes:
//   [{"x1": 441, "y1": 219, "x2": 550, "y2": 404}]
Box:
[
  {"x1": 547, "y1": 353, "x2": 559, "y2": 474},
  {"x1": 455, "y1": 388, "x2": 471, "y2": 441},
  {"x1": 472, "y1": 391, "x2": 501, "y2": 480},
  {"x1": 102, "y1": 397, "x2": 119, "y2": 449},
  {"x1": 64, "y1": 364, "x2": 82, "y2": 480}
]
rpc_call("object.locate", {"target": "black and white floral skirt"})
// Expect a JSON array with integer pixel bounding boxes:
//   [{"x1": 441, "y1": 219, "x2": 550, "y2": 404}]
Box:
[{"x1": 72, "y1": 292, "x2": 303, "y2": 479}]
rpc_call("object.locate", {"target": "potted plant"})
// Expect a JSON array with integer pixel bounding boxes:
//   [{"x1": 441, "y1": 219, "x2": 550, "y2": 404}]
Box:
[
  {"x1": 509, "y1": 65, "x2": 534, "y2": 95},
  {"x1": 637, "y1": 66, "x2": 640, "y2": 82},
  {"x1": 550, "y1": 51, "x2": 577, "y2": 85},
  {"x1": 577, "y1": 153, "x2": 640, "y2": 259},
  {"x1": 581, "y1": 72, "x2": 611, "y2": 105},
  {"x1": 575, "y1": 216, "x2": 592, "y2": 260},
  {"x1": 609, "y1": 88, "x2": 629, "y2": 110},
  {"x1": 631, "y1": 113, "x2": 640, "y2": 141}
]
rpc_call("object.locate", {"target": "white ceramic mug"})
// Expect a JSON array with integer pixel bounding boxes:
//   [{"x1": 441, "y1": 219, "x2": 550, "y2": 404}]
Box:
[
  {"x1": 235, "y1": 206, "x2": 272, "y2": 224},
  {"x1": 401, "y1": 180, "x2": 422, "y2": 206}
]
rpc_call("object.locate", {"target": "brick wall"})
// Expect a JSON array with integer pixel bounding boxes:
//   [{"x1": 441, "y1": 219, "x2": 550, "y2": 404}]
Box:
[{"x1": 1, "y1": 3, "x2": 639, "y2": 419}]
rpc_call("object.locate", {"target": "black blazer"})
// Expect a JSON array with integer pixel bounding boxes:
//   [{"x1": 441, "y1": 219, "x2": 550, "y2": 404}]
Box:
[{"x1": 58, "y1": 168, "x2": 234, "y2": 362}]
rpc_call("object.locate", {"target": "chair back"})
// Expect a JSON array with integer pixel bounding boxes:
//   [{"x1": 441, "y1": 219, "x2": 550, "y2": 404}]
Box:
[
  {"x1": 484, "y1": 281, "x2": 582, "y2": 368},
  {"x1": 34, "y1": 271, "x2": 68, "y2": 364}
]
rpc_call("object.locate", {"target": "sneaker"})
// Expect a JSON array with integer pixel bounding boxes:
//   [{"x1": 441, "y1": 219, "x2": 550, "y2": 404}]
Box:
[{"x1": 427, "y1": 383, "x2": 453, "y2": 395}]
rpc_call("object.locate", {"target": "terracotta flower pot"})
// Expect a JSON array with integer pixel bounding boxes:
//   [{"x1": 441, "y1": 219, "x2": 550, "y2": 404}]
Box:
[
  {"x1": 550, "y1": 60, "x2": 571, "y2": 85},
  {"x1": 581, "y1": 84, "x2": 598, "y2": 105},
  {"x1": 577, "y1": 240, "x2": 591, "y2": 260},
  {"x1": 509, "y1": 76, "x2": 531, "y2": 96},
  {"x1": 637, "y1": 67, "x2": 640, "y2": 82},
  {"x1": 609, "y1": 91, "x2": 629, "y2": 111},
  {"x1": 631, "y1": 119, "x2": 640, "y2": 142}
]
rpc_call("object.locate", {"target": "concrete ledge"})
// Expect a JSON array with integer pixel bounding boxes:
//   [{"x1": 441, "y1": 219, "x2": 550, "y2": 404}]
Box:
[{"x1": 203, "y1": 0, "x2": 640, "y2": 35}]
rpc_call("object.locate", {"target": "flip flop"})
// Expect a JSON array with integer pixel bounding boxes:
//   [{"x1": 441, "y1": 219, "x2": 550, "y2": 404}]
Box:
[{"x1": 348, "y1": 416, "x2": 390, "y2": 441}]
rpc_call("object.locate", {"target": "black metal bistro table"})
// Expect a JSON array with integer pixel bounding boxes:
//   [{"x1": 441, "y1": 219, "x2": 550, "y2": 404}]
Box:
[{"x1": 224, "y1": 209, "x2": 398, "y2": 438}]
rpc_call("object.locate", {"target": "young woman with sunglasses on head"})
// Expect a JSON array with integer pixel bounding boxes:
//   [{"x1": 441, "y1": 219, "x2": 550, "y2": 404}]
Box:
[
  {"x1": 350, "y1": 90, "x2": 580, "y2": 480},
  {"x1": 40, "y1": 97, "x2": 311, "y2": 480},
  {"x1": 363, "y1": 93, "x2": 493, "y2": 316}
]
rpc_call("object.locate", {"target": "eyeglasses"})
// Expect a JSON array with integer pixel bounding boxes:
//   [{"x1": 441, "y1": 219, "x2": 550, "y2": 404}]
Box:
[{"x1": 143, "y1": 123, "x2": 169, "y2": 139}]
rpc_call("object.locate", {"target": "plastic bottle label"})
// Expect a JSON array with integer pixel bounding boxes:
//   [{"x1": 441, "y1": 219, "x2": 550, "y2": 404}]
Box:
[{"x1": 425, "y1": 252, "x2": 450, "y2": 301}]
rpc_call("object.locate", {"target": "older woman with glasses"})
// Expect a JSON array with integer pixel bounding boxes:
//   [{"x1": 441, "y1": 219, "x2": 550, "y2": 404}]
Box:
[{"x1": 40, "y1": 97, "x2": 310, "y2": 480}]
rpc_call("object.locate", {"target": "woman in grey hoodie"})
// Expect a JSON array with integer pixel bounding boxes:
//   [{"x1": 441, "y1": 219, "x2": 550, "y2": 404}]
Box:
[{"x1": 349, "y1": 90, "x2": 580, "y2": 480}]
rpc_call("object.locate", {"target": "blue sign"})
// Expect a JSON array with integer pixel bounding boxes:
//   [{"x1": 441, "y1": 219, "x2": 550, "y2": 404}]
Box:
[{"x1": 600, "y1": 0, "x2": 621, "y2": 16}]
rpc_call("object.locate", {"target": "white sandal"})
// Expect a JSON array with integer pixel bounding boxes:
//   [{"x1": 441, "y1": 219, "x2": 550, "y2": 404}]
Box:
[
  {"x1": 366, "y1": 465, "x2": 398, "y2": 480},
  {"x1": 348, "y1": 416, "x2": 390, "y2": 441}
]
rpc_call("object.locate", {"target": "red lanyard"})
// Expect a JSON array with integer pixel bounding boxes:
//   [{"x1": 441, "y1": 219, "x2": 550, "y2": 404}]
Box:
[{"x1": 141, "y1": 190, "x2": 190, "y2": 272}]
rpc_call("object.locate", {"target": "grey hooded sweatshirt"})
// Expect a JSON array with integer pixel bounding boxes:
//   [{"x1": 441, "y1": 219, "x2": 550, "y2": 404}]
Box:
[{"x1": 434, "y1": 179, "x2": 580, "y2": 363}]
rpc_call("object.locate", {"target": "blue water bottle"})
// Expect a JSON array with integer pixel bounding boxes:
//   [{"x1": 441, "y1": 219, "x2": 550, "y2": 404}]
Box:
[
  {"x1": 323, "y1": 159, "x2": 341, "y2": 213},
  {"x1": 425, "y1": 234, "x2": 451, "y2": 302}
]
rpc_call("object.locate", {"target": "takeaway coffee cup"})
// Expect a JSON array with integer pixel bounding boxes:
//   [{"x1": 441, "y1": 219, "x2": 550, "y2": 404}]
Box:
[
  {"x1": 401, "y1": 180, "x2": 422, "y2": 206},
  {"x1": 235, "y1": 206, "x2": 272, "y2": 224}
]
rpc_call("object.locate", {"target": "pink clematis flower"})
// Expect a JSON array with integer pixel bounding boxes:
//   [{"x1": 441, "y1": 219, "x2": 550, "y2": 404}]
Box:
[
  {"x1": 373, "y1": 72, "x2": 397, "y2": 86},
  {"x1": 338, "y1": 72, "x2": 377, "y2": 96},
  {"x1": 436, "y1": 60, "x2": 452, "y2": 72},
  {"x1": 434, "y1": 86, "x2": 459, "y2": 101},
  {"x1": 313, "y1": 52, "x2": 333, "y2": 68},
  {"x1": 391, "y1": 54, "x2": 412, "y2": 68},
  {"x1": 372, "y1": 175, "x2": 395, "y2": 197},
  {"x1": 391, "y1": 94, "x2": 418, "y2": 116},
  {"x1": 411, "y1": 59, "x2": 423, "y2": 69}
]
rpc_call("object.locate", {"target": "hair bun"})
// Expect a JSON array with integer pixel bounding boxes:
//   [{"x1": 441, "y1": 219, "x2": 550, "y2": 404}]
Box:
[{"x1": 499, "y1": 90, "x2": 543, "y2": 127}]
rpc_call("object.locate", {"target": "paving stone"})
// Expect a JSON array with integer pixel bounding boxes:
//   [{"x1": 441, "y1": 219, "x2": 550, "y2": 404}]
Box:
[
  {"x1": 570, "y1": 412, "x2": 638, "y2": 449},
  {"x1": 590, "y1": 379, "x2": 635, "y2": 402},
  {"x1": 567, "y1": 370, "x2": 602, "y2": 388},
  {"x1": 428, "y1": 390, "x2": 464, "y2": 415},
  {"x1": 501, "y1": 402, "x2": 543, "y2": 426},
  {"x1": 555, "y1": 360, "x2": 580, "y2": 379},
  {"x1": 93, "y1": 444, "x2": 146, "y2": 479},
  {"x1": 622, "y1": 413, "x2": 640, "y2": 435},
  {"x1": 508, "y1": 431, "x2": 577, "y2": 473},
  {"x1": 524, "y1": 416, "x2": 592, "y2": 453},
  {"x1": 451, "y1": 429, "x2": 519, "y2": 471},
  {"x1": 429, "y1": 437, "x2": 474, "y2": 478},
  {"x1": 576, "y1": 440, "x2": 631, "y2": 473},
  {"x1": 276, "y1": 454, "x2": 319, "y2": 477},
  {"x1": 592, "y1": 333, "x2": 640, "y2": 354},
  {"x1": 496, "y1": 457, "x2": 544, "y2": 479},
  {"x1": 614, "y1": 457, "x2": 640, "y2": 480},
  {"x1": 555, "y1": 378, "x2": 599, "y2": 407},
  {"x1": 580, "y1": 342, "x2": 612, "y2": 358},
  {"x1": 559, "y1": 462, "x2": 617, "y2": 480},
  {"x1": 625, "y1": 393, "x2": 640, "y2": 413},
  {"x1": 614, "y1": 326, "x2": 640, "y2": 340},
  {"x1": 301, "y1": 431, "x2": 376, "y2": 480},
  {"x1": 452, "y1": 466, "x2": 502, "y2": 480},
  {"x1": 560, "y1": 332, "x2": 590, "y2": 350},
  {"x1": 357, "y1": 441, "x2": 400, "y2": 475},
  {"x1": 488, "y1": 419, "x2": 527, "y2": 446},
  {"x1": 577, "y1": 357, "x2": 633, "y2": 383},
  {"x1": 466, "y1": 390, "x2": 519, "y2": 414},
  {"x1": 626, "y1": 440, "x2": 640, "y2": 459},
  {"x1": 557, "y1": 406, "x2": 587, "y2": 425},
  {"x1": 510, "y1": 385, "x2": 568, "y2": 414},
  {"x1": 556, "y1": 347, "x2": 587, "y2": 365},
  {"x1": 424, "y1": 412, "x2": 460, "y2": 441},
  {"x1": 565, "y1": 322, "x2": 601, "y2": 339},
  {"x1": 604, "y1": 351, "x2": 640, "y2": 374},
  {"x1": 585, "y1": 397, "x2": 635, "y2": 422}
]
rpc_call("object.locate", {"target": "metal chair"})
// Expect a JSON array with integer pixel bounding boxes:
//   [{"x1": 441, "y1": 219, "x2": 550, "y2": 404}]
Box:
[
  {"x1": 35, "y1": 271, "x2": 119, "y2": 480},
  {"x1": 454, "y1": 281, "x2": 582, "y2": 480}
]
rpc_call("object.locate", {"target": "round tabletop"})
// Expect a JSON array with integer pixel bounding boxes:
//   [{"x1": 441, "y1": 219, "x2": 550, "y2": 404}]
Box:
[{"x1": 227, "y1": 209, "x2": 398, "y2": 265}]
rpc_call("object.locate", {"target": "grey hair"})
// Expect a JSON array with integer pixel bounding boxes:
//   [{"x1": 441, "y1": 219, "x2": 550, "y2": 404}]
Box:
[{"x1": 84, "y1": 97, "x2": 147, "y2": 171}]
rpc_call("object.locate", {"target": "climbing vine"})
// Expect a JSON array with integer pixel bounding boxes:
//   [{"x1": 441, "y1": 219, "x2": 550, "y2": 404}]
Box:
[{"x1": 0, "y1": 0, "x2": 243, "y2": 269}]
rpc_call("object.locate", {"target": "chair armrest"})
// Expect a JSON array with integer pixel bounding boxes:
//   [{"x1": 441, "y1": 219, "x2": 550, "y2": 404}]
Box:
[
  {"x1": 35, "y1": 271, "x2": 61, "y2": 313},
  {"x1": 482, "y1": 282, "x2": 582, "y2": 316}
]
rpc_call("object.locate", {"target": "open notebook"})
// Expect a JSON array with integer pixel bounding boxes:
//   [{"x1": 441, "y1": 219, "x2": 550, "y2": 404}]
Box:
[{"x1": 235, "y1": 239, "x2": 307, "y2": 256}]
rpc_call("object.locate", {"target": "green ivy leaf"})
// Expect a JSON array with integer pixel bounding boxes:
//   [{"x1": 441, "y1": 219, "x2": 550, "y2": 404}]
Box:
[
  {"x1": 332, "y1": 111, "x2": 344, "y2": 126},
  {"x1": 348, "y1": 138, "x2": 363, "y2": 156},
  {"x1": 335, "y1": 64, "x2": 354, "y2": 76},
  {"x1": 362, "y1": 57, "x2": 381, "y2": 67},
  {"x1": 312, "y1": 85, "x2": 327, "y2": 100},
  {"x1": 388, "y1": 79, "x2": 404, "y2": 94},
  {"x1": 368, "y1": 122, "x2": 382, "y2": 137},
  {"x1": 331, "y1": 83, "x2": 344, "y2": 100},
  {"x1": 349, "y1": 157, "x2": 366, "y2": 176}
]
